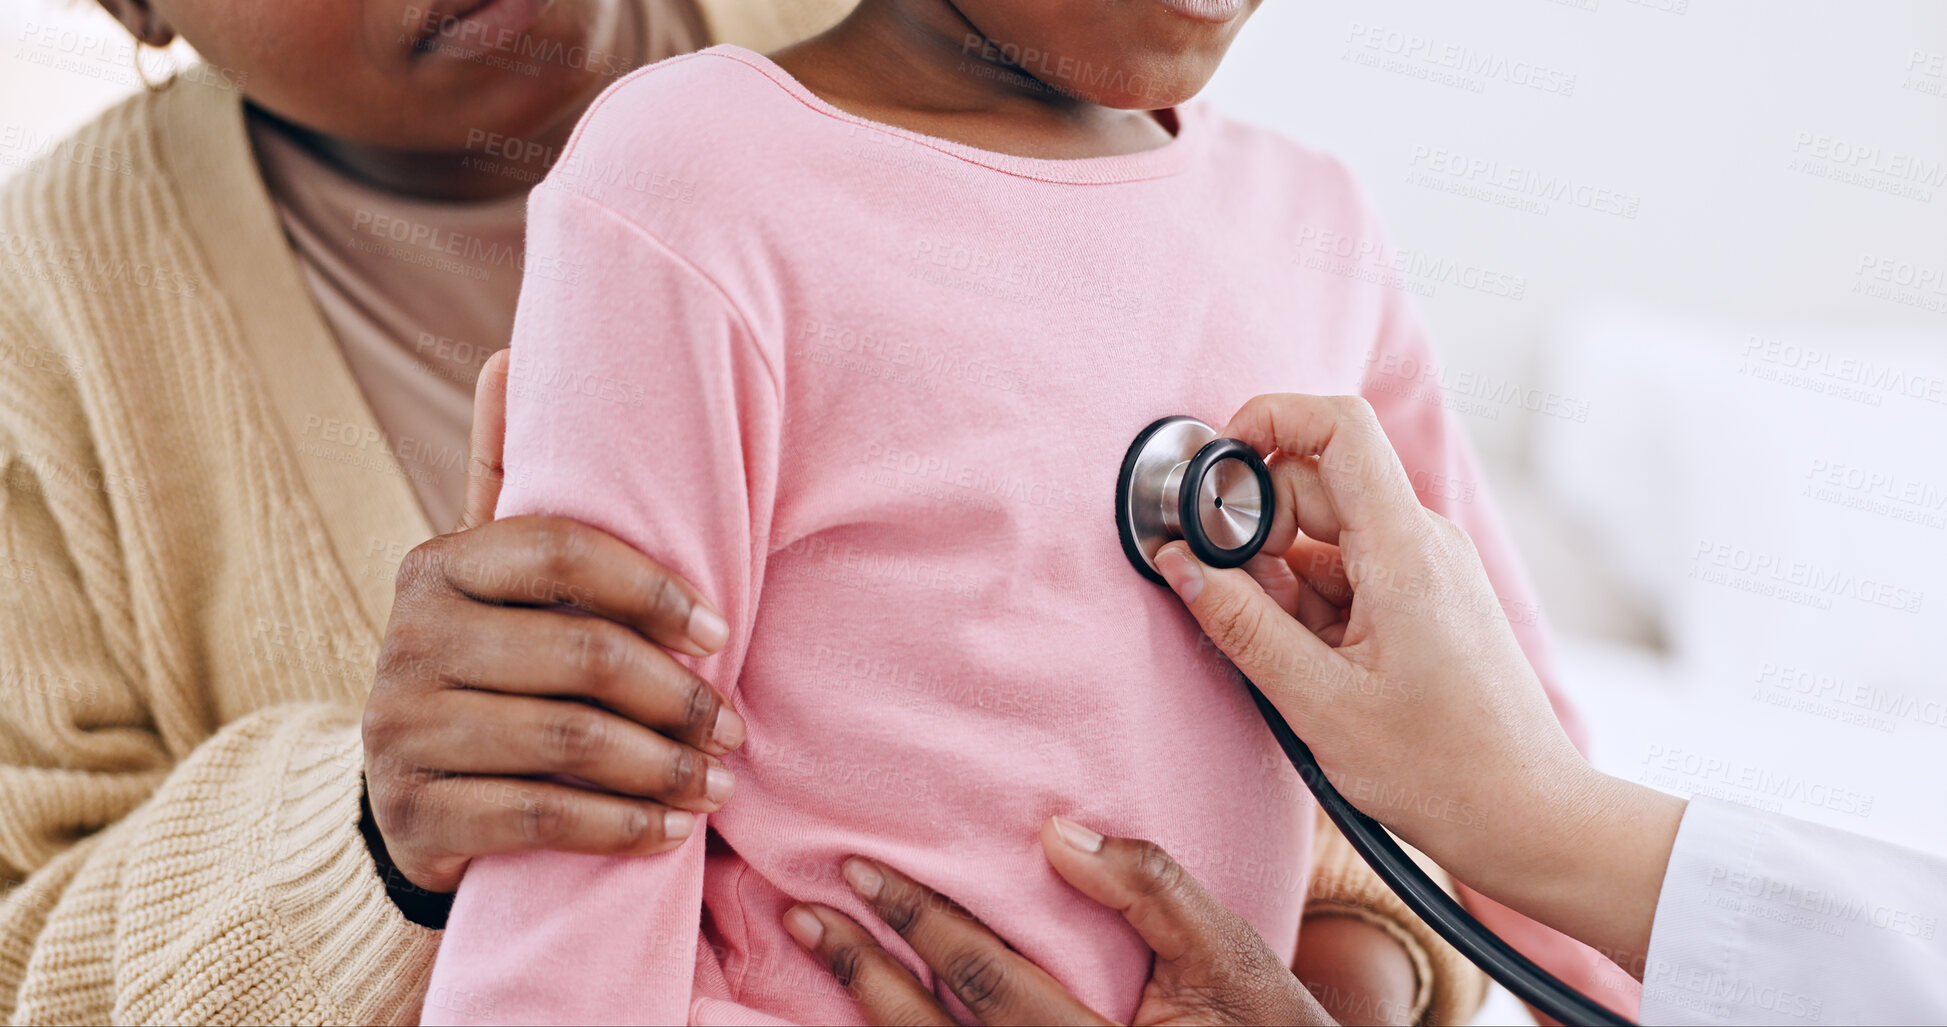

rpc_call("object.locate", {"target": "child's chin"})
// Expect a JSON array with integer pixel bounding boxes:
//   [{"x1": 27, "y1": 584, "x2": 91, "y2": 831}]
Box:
[{"x1": 1067, "y1": 70, "x2": 1211, "y2": 111}]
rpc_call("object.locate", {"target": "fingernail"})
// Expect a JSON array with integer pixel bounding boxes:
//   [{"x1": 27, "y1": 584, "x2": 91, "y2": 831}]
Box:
[
  {"x1": 1051, "y1": 815, "x2": 1105, "y2": 854},
  {"x1": 1155, "y1": 546, "x2": 1205, "y2": 603},
  {"x1": 664, "y1": 809, "x2": 695, "y2": 841},
  {"x1": 688, "y1": 604, "x2": 729, "y2": 653},
  {"x1": 706, "y1": 764, "x2": 735, "y2": 806},
  {"x1": 784, "y1": 905, "x2": 824, "y2": 949},
  {"x1": 711, "y1": 705, "x2": 747, "y2": 752},
  {"x1": 842, "y1": 857, "x2": 884, "y2": 900}
]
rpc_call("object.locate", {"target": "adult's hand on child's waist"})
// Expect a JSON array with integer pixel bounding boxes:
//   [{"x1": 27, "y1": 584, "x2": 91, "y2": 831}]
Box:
[
  {"x1": 362, "y1": 350, "x2": 745, "y2": 896},
  {"x1": 785, "y1": 816, "x2": 1332, "y2": 1026}
]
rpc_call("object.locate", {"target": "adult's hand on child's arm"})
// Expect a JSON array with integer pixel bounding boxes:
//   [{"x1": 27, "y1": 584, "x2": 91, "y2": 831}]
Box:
[
  {"x1": 362, "y1": 351, "x2": 745, "y2": 898},
  {"x1": 1154, "y1": 393, "x2": 1684, "y2": 978},
  {"x1": 786, "y1": 817, "x2": 1334, "y2": 1026}
]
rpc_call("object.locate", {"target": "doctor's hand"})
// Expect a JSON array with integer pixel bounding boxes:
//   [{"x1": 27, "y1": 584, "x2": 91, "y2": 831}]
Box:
[
  {"x1": 1152, "y1": 394, "x2": 1683, "y2": 975},
  {"x1": 786, "y1": 817, "x2": 1333, "y2": 1026},
  {"x1": 362, "y1": 351, "x2": 744, "y2": 896}
]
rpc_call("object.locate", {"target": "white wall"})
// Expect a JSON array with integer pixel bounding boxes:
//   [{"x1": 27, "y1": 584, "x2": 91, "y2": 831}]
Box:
[
  {"x1": 1207, "y1": 0, "x2": 1947, "y2": 460},
  {"x1": 1207, "y1": 0, "x2": 1947, "y2": 643},
  {"x1": 2, "y1": 3, "x2": 164, "y2": 169}
]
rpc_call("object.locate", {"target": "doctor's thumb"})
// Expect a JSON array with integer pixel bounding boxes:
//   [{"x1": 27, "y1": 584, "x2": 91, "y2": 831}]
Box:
[{"x1": 1154, "y1": 542, "x2": 1338, "y2": 694}]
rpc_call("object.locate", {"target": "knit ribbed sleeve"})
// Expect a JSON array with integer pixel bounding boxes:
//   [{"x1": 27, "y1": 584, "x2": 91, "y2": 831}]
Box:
[
  {"x1": 0, "y1": 310, "x2": 439, "y2": 1024},
  {"x1": 4, "y1": 708, "x2": 439, "y2": 1026},
  {"x1": 1307, "y1": 808, "x2": 1488, "y2": 1026},
  {"x1": 0, "y1": 374, "x2": 438, "y2": 1023}
]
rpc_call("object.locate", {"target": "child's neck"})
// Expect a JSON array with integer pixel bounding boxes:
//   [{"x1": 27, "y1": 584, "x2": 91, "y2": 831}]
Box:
[{"x1": 770, "y1": 0, "x2": 1176, "y2": 160}]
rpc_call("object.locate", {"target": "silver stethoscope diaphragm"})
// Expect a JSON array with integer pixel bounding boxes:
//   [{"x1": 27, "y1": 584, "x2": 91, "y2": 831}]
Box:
[{"x1": 1116, "y1": 416, "x2": 1275, "y2": 583}]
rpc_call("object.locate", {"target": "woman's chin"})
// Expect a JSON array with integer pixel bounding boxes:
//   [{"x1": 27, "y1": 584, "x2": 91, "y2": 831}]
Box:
[{"x1": 382, "y1": 0, "x2": 636, "y2": 149}]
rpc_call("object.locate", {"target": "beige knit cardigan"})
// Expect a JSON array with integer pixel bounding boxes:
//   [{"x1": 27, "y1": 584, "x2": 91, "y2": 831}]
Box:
[{"x1": 0, "y1": 6, "x2": 1480, "y2": 1024}]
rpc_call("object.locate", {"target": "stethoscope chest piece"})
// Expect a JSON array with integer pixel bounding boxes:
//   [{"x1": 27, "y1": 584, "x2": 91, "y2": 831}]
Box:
[
  {"x1": 1110, "y1": 420, "x2": 1635, "y2": 1027},
  {"x1": 1116, "y1": 416, "x2": 1275, "y2": 584}
]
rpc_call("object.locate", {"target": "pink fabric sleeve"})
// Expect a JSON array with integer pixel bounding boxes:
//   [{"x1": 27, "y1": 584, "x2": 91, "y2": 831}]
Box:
[
  {"x1": 1362, "y1": 286, "x2": 1643, "y2": 1019},
  {"x1": 422, "y1": 184, "x2": 781, "y2": 1026}
]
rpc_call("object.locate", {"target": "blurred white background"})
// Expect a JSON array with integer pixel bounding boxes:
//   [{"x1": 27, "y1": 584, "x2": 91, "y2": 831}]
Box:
[
  {"x1": 1207, "y1": 6, "x2": 1947, "y2": 1017},
  {"x1": 1205, "y1": 0, "x2": 1947, "y2": 839},
  {"x1": 6, "y1": 1, "x2": 1946, "y2": 1023}
]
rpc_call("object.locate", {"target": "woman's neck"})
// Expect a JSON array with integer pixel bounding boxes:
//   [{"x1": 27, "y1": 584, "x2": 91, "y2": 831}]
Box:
[
  {"x1": 248, "y1": 0, "x2": 651, "y2": 203},
  {"x1": 770, "y1": 0, "x2": 1174, "y2": 160},
  {"x1": 246, "y1": 107, "x2": 577, "y2": 203}
]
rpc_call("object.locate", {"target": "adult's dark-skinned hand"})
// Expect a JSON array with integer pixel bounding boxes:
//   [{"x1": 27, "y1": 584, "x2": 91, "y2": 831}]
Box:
[
  {"x1": 362, "y1": 351, "x2": 745, "y2": 895},
  {"x1": 785, "y1": 817, "x2": 1335, "y2": 1027}
]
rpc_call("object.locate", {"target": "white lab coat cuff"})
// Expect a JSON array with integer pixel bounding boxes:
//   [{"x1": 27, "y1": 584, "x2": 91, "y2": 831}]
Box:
[{"x1": 1640, "y1": 797, "x2": 1947, "y2": 1025}]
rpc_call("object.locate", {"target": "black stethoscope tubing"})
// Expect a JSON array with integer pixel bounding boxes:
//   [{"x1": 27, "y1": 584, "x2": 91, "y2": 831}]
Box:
[{"x1": 1248, "y1": 682, "x2": 1634, "y2": 1025}]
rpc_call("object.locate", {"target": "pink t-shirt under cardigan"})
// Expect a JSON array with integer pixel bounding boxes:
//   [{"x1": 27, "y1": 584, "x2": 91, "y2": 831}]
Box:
[{"x1": 427, "y1": 46, "x2": 1609, "y2": 1026}]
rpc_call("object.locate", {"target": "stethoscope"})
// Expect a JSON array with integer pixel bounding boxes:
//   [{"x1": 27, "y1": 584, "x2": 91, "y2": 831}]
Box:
[{"x1": 1117, "y1": 416, "x2": 1634, "y2": 1027}]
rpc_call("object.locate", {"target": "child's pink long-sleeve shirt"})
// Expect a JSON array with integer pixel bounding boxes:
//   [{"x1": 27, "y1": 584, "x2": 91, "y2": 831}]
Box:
[{"x1": 427, "y1": 45, "x2": 1612, "y2": 1026}]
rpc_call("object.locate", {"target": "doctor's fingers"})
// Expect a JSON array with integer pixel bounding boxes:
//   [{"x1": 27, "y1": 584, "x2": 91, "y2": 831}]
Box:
[
  {"x1": 403, "y1": 514, "x2": 728, "y2": 659},
  {"x1": 1155, "y1": 542, "x2": 1347, "y2": 702},
  {"x1": 1222, "y1": 394, "x2": 1426, "y2": 554},
  {"x1": 1283, "y1": 535, "x2": 1353, "y2": 607},
  {"x1": 395, "y1": 602, "x2": 744, "y2": 756},
  {"x1": 1263, "y1": 448, "x2": 1344, "y2": 548},
  {"x1": 1241, "y1": 551, "x2": 1301, "y2": 616},
  {"x1": 1241, "y1": 551, "x2": 1345, "y2": 641}
]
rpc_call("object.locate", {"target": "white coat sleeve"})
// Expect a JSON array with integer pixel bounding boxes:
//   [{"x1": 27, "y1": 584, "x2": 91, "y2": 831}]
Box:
[{"x1": 1641, "y1": 797, "x2": 1947, "y2": 1024}]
